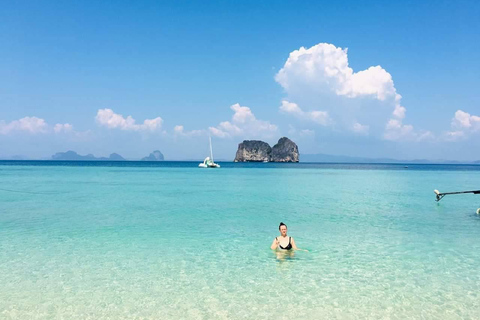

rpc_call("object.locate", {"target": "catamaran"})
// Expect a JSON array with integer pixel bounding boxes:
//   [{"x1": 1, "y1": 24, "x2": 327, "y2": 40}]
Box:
[{"x1": 199, "y1": 136, "x2": 220, "y2": 168}]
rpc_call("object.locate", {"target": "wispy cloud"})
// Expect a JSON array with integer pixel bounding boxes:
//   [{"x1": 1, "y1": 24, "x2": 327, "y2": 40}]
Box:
[
  {"x1": 95, "y1": 109, "x2": 163, "y2": 132},
  {"x1": 54, "y1": 123, "x2": 73, "y2": 134},
  {"x1": 352, "y1": 122, "x2": 369, "y2": 135},
  {"x1": 174, "y1": 125, "x2": 204, "y2": 137},
  {"x1": 444, "y1": 110, "x2": 480, "y2": 141},
  {"x1": 279, "y1": 100, "x2": 331, "y2": 126},
  {"x1": 384, "y1": 118, "x2": 434, "y2": 142},
  {"x1": 209, "y1": 103, "x2": 278, "y2": 139},
  {"x1": 0, "y1": 117, "x2": 48, "y2": 135}
]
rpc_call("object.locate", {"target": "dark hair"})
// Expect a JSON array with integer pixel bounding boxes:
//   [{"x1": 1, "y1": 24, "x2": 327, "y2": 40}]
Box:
[{"x1": 279, "y1": 222, "x2": 287, "y2": 230}]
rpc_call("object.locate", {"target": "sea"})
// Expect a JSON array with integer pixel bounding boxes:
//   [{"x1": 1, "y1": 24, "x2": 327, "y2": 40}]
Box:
[{"x1": 1, "y1": 161, "x2": 479, "y2": 319}]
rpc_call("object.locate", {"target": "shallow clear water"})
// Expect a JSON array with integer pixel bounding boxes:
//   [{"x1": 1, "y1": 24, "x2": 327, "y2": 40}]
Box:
[{"x1": 1, "y1": 162, "x2": 480, "y2": 319}]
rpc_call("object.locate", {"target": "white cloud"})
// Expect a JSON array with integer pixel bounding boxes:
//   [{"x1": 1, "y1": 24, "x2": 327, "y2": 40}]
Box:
[
  {"x1": 299, "y1": 129, "x2": 315, "y2": 136},
  {"x1": 216, "y1": 121, "x2": 243, "y2": 136},
  {"x1": 279, "y1": 100, "x2": 331, "y2": 126},
  {"x1": 352, "y1": 122, "x2": 369, "y2": 135},
  {"x1": 0, "y1": 116, "x2": 48, "y2": 135},
  {"x1": 384, "y1": 119, "x2": 415, "y2": 141},
  {"x1": 444, "y1": 110, "x2": 480, "y2": 140},
  {"x1": 279, "y1": 100, "x2": 303, "y2": 115},
  {"x1": 54, "y1": 123, "x2": 92, "y2": 139},
  {"x1": 174, "y1": 125, "x2": 204, "y2": 137},
  {"x1": 444, "y1": 130, "x2": 465, "y2": 141},
  {"x1": 209, "y1": 103, "x2": 278, "y2": 138},
  {"x1": 275, "y1": 43, "x2": 397, "y2": 101},
  {"x1": 310, "y1": 111, "x2": 331, "y2": 126},
  {"x1": 286, "y1": 125, "x2": 315, "y2": 138},
  {"x1": 143, "y1": 118, "x2": 163, "y2": 131},
  {"x1": 174, "y1": 125, "x2": 183, "y2": 134},
  {"x1": 231, "y1": 104, "x2": 255, "y2": 123},
  {"x1": 54, "y1": 123, "x2": 73, "y2": 134},
  {"x1": 417, "y1": 131, "x2": 435, "y2": 142},
  {"x1": 393, "y1": 105, "x2": 406, "y2": 119},
  {"x1": 95, "y1": 109, "x2": 163, "y2": 132},
  {"x1": 275, "y1": 42, "x2": 428, "y2": 142},
  {"x1": 384, "y1": 99, "x2": 423, "y2": 141},
  {"x1": 209, "y1": 126, "x2": 230, "y2": 138},
  {"x1": 0, "y1": 117, "x2": 90, "y2": 140},
  {"x1": 384, "y1": 118, "x2": 434, "y2": 142},
  {"x1": 343, "y1": 66, "x2": 396, "y2": 100},
  {"x1": 451, "y1": 110, "x2": 480, "y2": 130}
]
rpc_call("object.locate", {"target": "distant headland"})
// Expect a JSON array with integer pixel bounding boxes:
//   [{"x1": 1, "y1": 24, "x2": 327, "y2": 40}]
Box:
[
  {"x1": 51, "y1": 150, "x2": 164, "y2": 161},
  {"x1": 300, "y1": 153, "x2": 480, "y2": 164},
  {"x1": 141, "y1": 150, "x2": 164, "y2": 161},
  {"x1": 52, "y1": 151, "x2": 125, "y2": 161},
  {"x1": 234, "y1": 137, "x2": 299, "y2": 162}
]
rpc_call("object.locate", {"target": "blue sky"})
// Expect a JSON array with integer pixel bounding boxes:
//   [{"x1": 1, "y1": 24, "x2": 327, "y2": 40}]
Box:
[{"x1": 1, "y1": 0, "x2": 479, "y2": 160}]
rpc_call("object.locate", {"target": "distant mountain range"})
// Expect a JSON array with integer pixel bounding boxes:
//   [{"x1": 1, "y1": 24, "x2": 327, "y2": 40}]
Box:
[
  {"x1": 52, "y1": 151, "x2": 126, "y2": 161},
  {"x1": 300, "y1": 153, "x2": 479, "y2": 164},
  {"x1": 50, "y1": 150, "x2": 165, "y2": 161},
  {"x1": 1, "y1": 151, "x2": 478, "y2": 164}
]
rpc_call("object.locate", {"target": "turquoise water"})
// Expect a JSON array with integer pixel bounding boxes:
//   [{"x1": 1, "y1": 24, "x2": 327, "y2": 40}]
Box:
[{"x1": 1, "y1": 162, "x2": 480, "y2": 319}]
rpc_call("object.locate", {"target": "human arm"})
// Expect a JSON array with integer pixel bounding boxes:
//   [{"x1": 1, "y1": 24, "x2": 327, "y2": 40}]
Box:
[
  {"x1": 270, "y1": 237, "x2": 279, "y2": 250},
  {"x1": 291, "y1": 237, "x2": 308, "y2": 252}
]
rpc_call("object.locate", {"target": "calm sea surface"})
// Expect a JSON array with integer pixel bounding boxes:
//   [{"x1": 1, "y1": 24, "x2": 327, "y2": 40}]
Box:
[{"x1": 1, "y1": 161, "x2": 480, "y2": 319}]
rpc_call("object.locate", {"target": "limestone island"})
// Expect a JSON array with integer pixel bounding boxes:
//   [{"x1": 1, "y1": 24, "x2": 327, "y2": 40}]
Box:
[
  {"x1": 52, "y1": 151, "x2": 125, "y2": 161},
  {"x1": 141, "y1": 150, "x2": 165, "y2": 161},
  {"x1": 234, "y1": 137, "x2": 299, "y2": 162}
]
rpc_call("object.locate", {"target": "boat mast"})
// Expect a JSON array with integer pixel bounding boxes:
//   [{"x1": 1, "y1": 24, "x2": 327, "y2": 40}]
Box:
[{"x1": 209, "y1": 136, "x2": 214, "y2": 162}]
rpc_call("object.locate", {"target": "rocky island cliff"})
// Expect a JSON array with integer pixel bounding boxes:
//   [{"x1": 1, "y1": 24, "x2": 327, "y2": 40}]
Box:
[
  {"x1": 234, "y1": 137, "x2": 299, "y2": 162},
  {"x1": 141, "y1": 150, "x2": 164, "y2": 161}
]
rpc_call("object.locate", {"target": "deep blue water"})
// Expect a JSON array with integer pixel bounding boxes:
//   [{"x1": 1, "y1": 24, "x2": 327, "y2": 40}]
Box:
[{"x1": 1, "y1": 160, "x2": 479, "y2": 171}]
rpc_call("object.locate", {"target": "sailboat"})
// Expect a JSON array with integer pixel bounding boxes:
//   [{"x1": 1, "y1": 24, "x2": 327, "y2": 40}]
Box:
[{"x1": 199, "y1": 136, "x2": 220, "y2": 168}]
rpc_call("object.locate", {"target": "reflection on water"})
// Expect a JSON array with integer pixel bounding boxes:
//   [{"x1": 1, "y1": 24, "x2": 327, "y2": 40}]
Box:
[{"x1": 274, "y1": 250, "x2": 296, "y2": 262}]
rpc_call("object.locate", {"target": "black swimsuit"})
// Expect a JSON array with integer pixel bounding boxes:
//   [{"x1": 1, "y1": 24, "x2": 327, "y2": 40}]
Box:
[{"x1": 277, "y1": 237, "x2": 292, "y2": 250}]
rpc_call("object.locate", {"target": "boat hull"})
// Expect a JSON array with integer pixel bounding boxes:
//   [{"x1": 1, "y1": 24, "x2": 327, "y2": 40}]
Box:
[{"x1": 199, "y1": 163, "x2": 220, "y2": 168}]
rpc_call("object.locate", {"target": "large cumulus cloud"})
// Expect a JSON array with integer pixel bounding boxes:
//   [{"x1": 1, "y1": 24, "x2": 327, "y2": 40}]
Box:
[{"x1": 275, "y1": 43, "x2": 431, "y2": 141}]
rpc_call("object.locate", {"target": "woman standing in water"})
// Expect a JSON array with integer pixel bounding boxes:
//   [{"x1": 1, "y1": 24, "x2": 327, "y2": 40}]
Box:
[{"x1": 270, "y1": 222, "x2": 308, "y2": 251}]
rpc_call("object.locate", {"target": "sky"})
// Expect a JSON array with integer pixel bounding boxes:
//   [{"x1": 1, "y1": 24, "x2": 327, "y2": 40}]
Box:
[{"x1": 1, "y1": 0, "x2": 479, "y2": 161}]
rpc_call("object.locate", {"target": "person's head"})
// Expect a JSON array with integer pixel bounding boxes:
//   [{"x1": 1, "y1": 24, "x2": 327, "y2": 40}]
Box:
[{"x1": 279, "y1": 222, "x2": 287, "y2": 236}]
